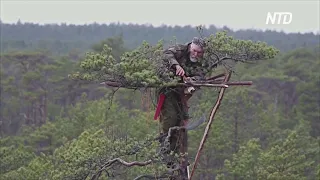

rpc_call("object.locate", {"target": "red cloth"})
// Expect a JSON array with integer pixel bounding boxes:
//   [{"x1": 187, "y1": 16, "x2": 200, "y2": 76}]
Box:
[{"x1": 153, "y1": 93, "x2": 166, "y2": 120}]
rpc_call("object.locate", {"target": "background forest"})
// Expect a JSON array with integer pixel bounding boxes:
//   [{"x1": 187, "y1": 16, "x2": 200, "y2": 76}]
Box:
[{"x1": 0, "y1": 21, "x2": 319, "y2": 180}]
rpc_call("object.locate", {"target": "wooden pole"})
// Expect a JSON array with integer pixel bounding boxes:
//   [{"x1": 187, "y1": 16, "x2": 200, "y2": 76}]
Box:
[{"x1": 189, "y1": 71, "x2": 232, "y2": 179}]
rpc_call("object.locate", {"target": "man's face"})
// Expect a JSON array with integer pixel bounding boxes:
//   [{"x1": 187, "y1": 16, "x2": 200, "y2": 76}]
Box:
[{"x1": 189, "y1": 43, "x2": 204, "y2": 62}]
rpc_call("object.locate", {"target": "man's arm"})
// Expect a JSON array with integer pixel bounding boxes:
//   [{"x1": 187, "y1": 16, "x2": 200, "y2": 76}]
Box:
[
  {"x1": 163, "y1": 47, "x2": 185, "y2": 76},
  {"x1": 163, "y1": 47, "x2": 180, "y2": 69}
]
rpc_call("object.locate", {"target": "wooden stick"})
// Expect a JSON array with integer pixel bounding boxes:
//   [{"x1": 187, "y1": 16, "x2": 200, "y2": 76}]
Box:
[
  {"x1": 189, "y1": 71, "x2": 232, "y2": 179},
  {"x1": 184, "y1": 83, "x2": 229, "y2": 88},
  {"x1": 206, "y1": 73, "x2": 225, "y2": 81},
  {"x1": 226, "y1": 81, "x2": 252, "y2": 86},
  {"x1": 100, "y1": 81, "x2": 252, "y2": 88}
]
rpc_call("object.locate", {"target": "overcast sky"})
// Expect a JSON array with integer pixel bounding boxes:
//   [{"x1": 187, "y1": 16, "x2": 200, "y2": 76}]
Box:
[{"x1": 1, "y1": 0, "x2": 319, "y2": 34}]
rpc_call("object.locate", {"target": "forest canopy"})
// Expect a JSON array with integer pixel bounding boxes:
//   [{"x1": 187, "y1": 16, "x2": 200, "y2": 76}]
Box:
[{"x1": 0, "y1": 22, "x2": 319, "y2": 180}]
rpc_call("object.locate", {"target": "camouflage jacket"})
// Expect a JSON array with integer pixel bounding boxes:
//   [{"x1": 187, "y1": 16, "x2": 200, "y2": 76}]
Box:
[{"x1": 163, "y1": 43, "x2": 207, "y2": 79}]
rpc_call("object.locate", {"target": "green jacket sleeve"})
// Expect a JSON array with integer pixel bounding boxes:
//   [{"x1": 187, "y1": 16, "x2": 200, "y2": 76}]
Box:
[{"x1": 163, "y1": 47, "x2": 180, "y2": 69}]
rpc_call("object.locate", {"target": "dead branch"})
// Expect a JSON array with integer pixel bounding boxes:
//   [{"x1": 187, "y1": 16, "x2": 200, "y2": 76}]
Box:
[
  {"x1": 203, "y1": 80, "x2": 252, "y2": 86},
  {"x1": 90, "y1": 126, "x2": 187, "y2": 180},
  {"x1": 225, "y1": 81, "x2": 252, "y2": 86},
  {"x1": 110, "y1": 158, "x2": 153, "y2": 167},
  {"x1": 100, "y1": 80, "x2": 252, "y2": 89},
  {"x1": 100, "y1": 81, "x2": 229, "y2": 88},
  {"x1": 189, "y1": 71, "x2": 232, "y2": 179},
  {"x1": 91, "y1": 158, "x2": 153, "y2": 180},
  {"x1": 206, "y1": 73, "x2": 225, "y2": 81}
]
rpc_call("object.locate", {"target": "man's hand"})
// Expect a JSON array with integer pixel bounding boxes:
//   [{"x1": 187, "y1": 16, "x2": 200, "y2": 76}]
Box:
[{"x1": 175, "y1": 65, "x2": 185, "y2": 76}]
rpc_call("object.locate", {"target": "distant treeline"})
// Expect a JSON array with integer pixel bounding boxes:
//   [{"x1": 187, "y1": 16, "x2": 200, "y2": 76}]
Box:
[{"x1": 1, "y1": 21, "x2": 319, "y2": 55}]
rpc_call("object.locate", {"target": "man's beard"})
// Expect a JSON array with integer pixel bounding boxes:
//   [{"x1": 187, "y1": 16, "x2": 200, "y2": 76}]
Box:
[{"x1": 189, "y1": 55, "x2": 198, "y2": 62}]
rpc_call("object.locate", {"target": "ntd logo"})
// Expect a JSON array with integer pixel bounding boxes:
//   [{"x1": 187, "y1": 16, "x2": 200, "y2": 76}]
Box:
[{"x1": 266, "y1": 12, "x2": 293, "y2": 25}]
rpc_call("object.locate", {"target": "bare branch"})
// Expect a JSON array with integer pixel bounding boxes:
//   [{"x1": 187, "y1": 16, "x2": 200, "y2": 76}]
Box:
[
  {"x1": 91, "y1": 158, "x2": 153, "y2": 180},
  {"x1": 100, "y1": 80, "x2": 252, "y2": 90},
  {"x1": 88, "y1": 125, "x2": 188, "y2": 180},
  {"x1": 109, "y1": 158, "x2": 153, "y2": 167},
  {"x1": 189, "y1": 71, "x2": 232, "y2": 179}
]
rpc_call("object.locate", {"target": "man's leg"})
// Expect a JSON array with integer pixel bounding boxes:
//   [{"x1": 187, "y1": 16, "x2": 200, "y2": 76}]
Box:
[
  {"x1": 180, "y1": 93, "x2": 192, "y2": 126},
  {"x1": 179, "y1": 94, "x2": 191, "y2": 179},
  {"x1": 159, "y1": 91, "x2": 182, "y2": 153}
]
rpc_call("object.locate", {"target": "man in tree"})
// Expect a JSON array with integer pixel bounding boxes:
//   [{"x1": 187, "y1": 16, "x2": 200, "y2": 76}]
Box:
[{"x1": 155, "y1": 37, "x2": 207, "y2": 163}]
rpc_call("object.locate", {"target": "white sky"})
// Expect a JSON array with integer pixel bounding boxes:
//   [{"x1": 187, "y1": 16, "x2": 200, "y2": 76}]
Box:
[{"x1": 1, "y1": 0, "x2": 319, "y2": 34}]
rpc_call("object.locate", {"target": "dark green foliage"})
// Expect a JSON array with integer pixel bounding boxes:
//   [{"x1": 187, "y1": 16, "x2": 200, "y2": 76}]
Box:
[{"x1": 71, "y1": 41, "x2": 175, "y2": 87}]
